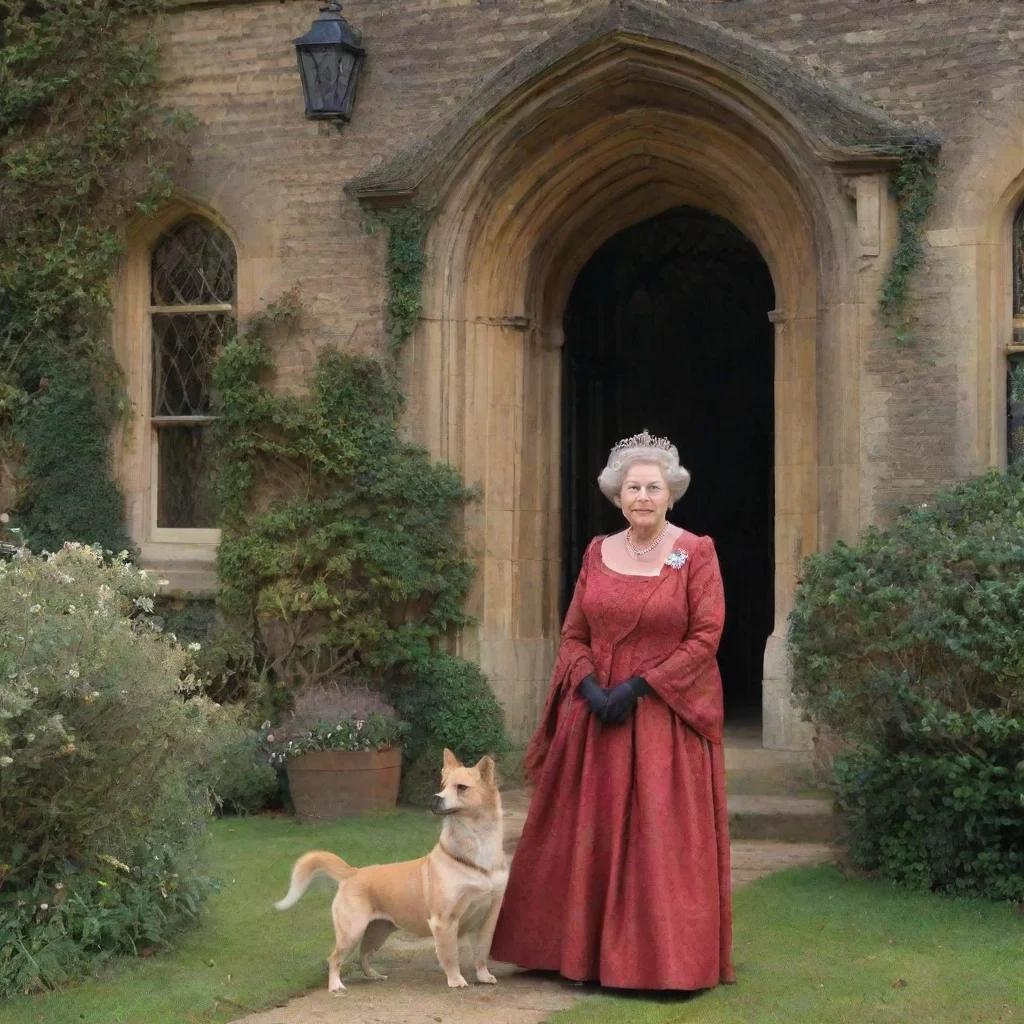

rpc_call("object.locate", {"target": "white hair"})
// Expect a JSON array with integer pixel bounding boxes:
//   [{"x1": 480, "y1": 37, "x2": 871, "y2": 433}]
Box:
[{"x1": 597, "y1": 444, "x2": 690, "y2": 507}]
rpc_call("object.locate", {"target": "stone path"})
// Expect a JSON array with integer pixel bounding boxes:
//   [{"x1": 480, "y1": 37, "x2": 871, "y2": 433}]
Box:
[{"x1": 231, "y1": 832, "x2": 833, "y2": 1024}]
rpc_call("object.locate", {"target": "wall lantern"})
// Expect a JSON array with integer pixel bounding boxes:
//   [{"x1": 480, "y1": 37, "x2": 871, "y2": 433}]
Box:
[{"x1": 294, "y1": 1, "x2": 365, "y2": 123}]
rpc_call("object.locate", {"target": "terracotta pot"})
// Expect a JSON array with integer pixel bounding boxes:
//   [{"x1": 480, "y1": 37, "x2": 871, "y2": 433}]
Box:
[{"x1": 286, "y1": 747, "x2": 402, "y2": 821}]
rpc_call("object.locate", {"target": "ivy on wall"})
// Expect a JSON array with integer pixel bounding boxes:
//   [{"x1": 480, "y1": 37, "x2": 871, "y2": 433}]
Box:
[
  {"x1": 210, "y1": 288, "x2": 508, "y2": 799},
  {"x1": 0, "y1": 0, "x2": 191, "y2": 552},
  {"x1": 878, "y1": 139, "x2": 941, "y2": 347},
  {"x1": 365, "y1": 206, "x2": 430, "y2": 358}
]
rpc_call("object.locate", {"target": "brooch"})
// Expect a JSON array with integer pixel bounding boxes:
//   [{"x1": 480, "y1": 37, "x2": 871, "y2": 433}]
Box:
[{"x1": 665, "y1": 550, "x2": 689, "y2": 569}]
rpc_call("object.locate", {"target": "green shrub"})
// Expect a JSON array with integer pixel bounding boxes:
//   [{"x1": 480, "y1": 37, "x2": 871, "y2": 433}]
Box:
[
  {"x1": 209, "y1": 730, "x2": 279, "y2": 817},
  {"x1": 790, "y1": 467, "x2": 1024, "y2": 741},
  {"x1": 789, "y1": 468, "x2": 1024, "y2": 899},
  {"x1": 156, "y1": 599, "x2": 271, "y2": 709},
  {"x1": 0, "y1": 544, "x2": 226, "y2": 994},
  {"x1": 389, "y1": 652, "x2": 508, "y2": 804},
  {"x1": 836, "y1": 712, "x2": 1024, "y2": 900}
]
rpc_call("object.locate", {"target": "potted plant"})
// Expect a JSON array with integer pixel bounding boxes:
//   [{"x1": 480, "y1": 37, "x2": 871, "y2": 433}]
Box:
[{"x1": 265, "y1": 684, "x2": 409, "y2": 821}]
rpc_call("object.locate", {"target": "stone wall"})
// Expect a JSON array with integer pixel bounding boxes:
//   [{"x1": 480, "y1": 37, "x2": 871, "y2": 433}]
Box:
[
  {"x1": 157, "y1": 0, "x2": 1024, "y2": 508},
  {"x1": 144, "y1": 0, "x2": 1024, "y2": 740}
]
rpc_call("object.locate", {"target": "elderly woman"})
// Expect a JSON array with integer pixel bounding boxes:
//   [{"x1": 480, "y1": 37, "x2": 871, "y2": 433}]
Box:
[{"x1": 489, "y1": 431, "x2": 734, "y2": 991}]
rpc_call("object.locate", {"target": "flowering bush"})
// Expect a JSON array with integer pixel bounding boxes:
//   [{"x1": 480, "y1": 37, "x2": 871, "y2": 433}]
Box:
[
  {"x1": 264, "y1": 712, "x2": 408, "y2": 765},
  {"x1": 0, "y1": 543, "x2": 233, "y2": 995}
]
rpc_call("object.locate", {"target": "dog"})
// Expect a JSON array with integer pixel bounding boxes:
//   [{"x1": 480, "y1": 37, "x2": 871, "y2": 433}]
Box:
[{"x1": 275, "y1": 749, "x2": 507, "y2": 992}]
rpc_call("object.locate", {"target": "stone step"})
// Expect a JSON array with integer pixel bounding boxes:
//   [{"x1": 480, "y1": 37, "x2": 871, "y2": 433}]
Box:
[
  {"x1": 498, "y1": 727, "x2": 838, "y2": 850},
  {"x1": 500, "y1": 788, "x2": 838, "y2": 850},
  {"x1": 723, "y1": 724, "x2": 815, "y2": 789},
  {"x1": 727, "y1": 793, "x2": 838, "y2": 843}
]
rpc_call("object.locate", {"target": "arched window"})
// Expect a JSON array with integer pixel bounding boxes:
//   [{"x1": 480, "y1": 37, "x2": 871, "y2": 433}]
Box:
[{"x1": 149, "y1": 219, "x2": 236, "y2": 530}]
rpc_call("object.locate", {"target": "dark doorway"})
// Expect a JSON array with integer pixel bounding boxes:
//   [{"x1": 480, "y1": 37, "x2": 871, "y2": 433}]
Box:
[{"x1": 561, "y1": 207, "x2": 775, "y2": 723}]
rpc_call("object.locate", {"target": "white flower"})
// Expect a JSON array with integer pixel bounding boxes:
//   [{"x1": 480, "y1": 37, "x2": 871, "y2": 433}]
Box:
[
  {"x1": 0, "y1": 756, "x2": 13, "y2": 768},
  {"x1": 98, "y1": 853, "x2": 130, "y2": 873},
  {"x1": 29, "y1": 604, "x2": 41, "y2": 614},
  {"x1": 187, "y1": 642, "x2": 201, "y2": 652},
  {"x1": 39, "y1": 903, "x2": 48, "y2": 910},
  {"x1": 68, "y1": 666, "x2": 80, "y2": 679},
  {"x1": 67, "y1": 604, "x2": 76, "y2": 614},
  {"x1": 0, "y1": 513, "x2": 9, "y2": 524}
]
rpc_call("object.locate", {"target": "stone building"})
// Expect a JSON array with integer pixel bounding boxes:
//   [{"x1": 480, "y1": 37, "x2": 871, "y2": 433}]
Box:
[{"x1": 115, "y1": 0, "x2": 1024, "y2": 751}]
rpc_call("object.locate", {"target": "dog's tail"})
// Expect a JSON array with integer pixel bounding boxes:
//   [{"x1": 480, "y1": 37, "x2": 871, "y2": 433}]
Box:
[{"x1": 275, "y1": 851, "x2": 357, "y2": 910}]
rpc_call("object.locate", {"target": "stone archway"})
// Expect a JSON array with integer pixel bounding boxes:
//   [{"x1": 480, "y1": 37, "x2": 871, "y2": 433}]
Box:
[{"x1": 347, "y1": 0, "x2": 932, "y2": 749}]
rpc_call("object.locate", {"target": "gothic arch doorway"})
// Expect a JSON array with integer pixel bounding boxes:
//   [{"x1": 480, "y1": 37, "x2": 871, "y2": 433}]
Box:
[
  {"x1": 563, "y1": 207, "x2": 775, "y2": 722},
  {"x1": 347, "y1": 0, "x2": 930, "y2": 747}
]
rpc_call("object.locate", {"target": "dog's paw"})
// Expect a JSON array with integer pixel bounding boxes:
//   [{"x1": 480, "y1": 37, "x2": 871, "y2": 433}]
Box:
[
  {"x1": 476, "y1": 968, "x2": 498, "y2": 985},
  {"x1": 447, "y1": 975, "x2": 470, "y2": 989},
  {"x1": 328, "y1": 979, "x2": 347, "y2": 993},
  {"x1": 365, "y1": 969, "x2": 388, "y2": 981}
]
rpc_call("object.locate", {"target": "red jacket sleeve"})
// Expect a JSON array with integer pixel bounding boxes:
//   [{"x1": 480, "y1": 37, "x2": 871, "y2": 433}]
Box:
[
  {"x1": 636, "y1": 535, "x2": 726, "y2": 742},
  {"x1": 559, "y1": 543, "x2": 597, "y2": 689}
]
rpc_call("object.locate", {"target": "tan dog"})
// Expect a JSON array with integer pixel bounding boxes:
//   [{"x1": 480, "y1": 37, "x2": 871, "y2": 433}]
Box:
[{"x1": 275, "y1": 749, "x2": 507, "y2": 992}]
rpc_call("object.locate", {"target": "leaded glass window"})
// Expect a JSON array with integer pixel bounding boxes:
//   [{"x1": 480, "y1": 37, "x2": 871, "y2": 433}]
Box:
[{"x1": 150, "y1": 219, "x2": 236, "y2": 529}]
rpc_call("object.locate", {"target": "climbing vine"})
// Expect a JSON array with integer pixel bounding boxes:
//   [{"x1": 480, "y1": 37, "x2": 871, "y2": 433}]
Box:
[
  {"x1": 365, "y1": 205, "x2": 430, "y2": 358},
  {"x1": 211, "y1": 289, "x2": 507, "y2": 799},
  {"x1": 878, "y1": 139, "x2": 941, "y2": 347},
  {"x1": 0, "y1": 0, "x2": 191, "y2": 552}
]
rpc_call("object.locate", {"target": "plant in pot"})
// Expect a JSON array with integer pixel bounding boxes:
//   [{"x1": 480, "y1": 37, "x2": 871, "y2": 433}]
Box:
[{"x1": 265, "y1": 682, "x2": 409, "y2": 821}]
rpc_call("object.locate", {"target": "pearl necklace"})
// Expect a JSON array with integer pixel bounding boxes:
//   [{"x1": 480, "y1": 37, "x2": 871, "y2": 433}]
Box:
[{"x1": 626, "y1": 523, "x2": 667, "y2": 558}]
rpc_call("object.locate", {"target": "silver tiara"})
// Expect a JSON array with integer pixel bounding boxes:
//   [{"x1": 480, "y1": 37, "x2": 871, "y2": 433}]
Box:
[{"x1": 610, "y1": 430, "x2": 674, "y2": 454}]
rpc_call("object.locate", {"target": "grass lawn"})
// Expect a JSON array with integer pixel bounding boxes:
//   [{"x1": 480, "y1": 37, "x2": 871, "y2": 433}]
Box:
[
  {"x1": 4, "y1": 811, "x2": 440, "y2": 1024},
  {"x1": 551, "y1": 865, "x2": 1024, "y2": 1024},
  {"x1": 5, "y1": 814, "x2": 1023, "y2": 1024}
]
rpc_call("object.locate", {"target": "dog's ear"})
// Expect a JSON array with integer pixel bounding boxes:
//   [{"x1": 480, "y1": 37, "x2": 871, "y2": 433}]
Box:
[
  {"x1": 442, "y1": 748, "x2": 461, "y2": 773},
  {"x1": 474, "y1": 755, "x2": 495, "y2": 785}
]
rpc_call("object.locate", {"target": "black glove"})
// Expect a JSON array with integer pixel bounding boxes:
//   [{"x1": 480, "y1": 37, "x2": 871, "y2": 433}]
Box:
[
  {"x1": 577, "y1": 674, "x2": 608, "y2": 715},
  {"x1": 599, "y1": 676, "x2": 652, "y2": 725}
]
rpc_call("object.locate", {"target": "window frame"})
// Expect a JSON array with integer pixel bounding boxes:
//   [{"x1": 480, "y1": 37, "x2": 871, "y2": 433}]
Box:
[{"x1": 146, "y1": 216, "x2": 236, "y2": 545}]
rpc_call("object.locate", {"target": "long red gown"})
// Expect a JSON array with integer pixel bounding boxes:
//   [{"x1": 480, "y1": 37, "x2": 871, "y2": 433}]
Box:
[{"x1": 489, "y1": 530, "x2": 735, "y2": 990}]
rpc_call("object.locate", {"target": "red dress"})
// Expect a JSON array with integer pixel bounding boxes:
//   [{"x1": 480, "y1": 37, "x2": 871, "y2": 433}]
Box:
[{"x1": 490, "y1": 530, "x2": 734, "y2": 990}]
